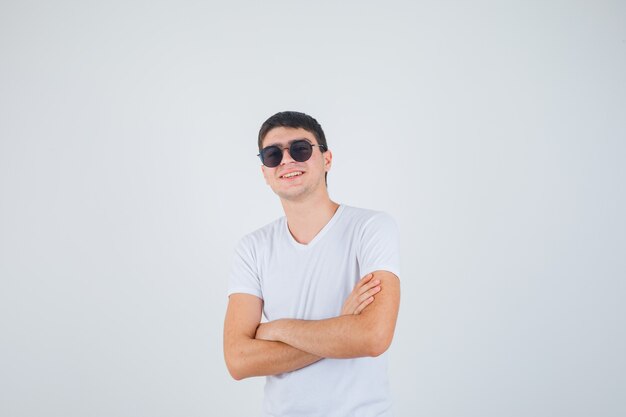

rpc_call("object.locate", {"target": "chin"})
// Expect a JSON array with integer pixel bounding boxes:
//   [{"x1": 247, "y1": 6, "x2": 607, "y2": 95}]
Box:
[{"x1": 274, "y1": 187, "x2": 310, "y2": 201}]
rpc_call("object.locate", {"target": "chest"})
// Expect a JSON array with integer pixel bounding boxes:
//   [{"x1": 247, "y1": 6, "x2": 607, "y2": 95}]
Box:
[{"x1": 259, "y1": 236, "x2": 361, "y2": 321}]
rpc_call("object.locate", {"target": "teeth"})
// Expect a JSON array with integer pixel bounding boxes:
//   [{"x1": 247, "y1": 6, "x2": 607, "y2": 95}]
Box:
[{"x1": 283, "y1": 171, "x2": 303, "y2": 178}]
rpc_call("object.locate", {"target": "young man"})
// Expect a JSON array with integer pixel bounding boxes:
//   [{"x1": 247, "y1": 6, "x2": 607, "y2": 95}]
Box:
[{"x1": 223, "y1": 111, "x2": 401, "y2": 416}]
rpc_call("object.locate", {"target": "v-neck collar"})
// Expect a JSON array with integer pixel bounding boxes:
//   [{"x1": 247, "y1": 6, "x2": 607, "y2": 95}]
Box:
[{"x1": 284, "y1": 204, "x2": 345, "y2": 249}]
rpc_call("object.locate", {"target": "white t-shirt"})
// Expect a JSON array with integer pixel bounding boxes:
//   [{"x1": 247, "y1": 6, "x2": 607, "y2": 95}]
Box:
[{"x1": 228, "y1": 205, "x2": 400, "y2": 417}]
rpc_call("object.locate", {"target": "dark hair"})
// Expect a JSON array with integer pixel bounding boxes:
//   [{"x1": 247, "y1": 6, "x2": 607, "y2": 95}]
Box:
[
  {"x1": 258, "y1": 111, "x2": 329, "y2": 185},
  {"x1": 258, "y1": 111, "x2": 328, "y2": 152}
]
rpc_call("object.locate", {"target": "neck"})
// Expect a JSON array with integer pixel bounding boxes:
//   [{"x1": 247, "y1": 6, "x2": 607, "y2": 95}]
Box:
[{"x1": 280, "y1": 190, "x2": 339, "y2": 245}]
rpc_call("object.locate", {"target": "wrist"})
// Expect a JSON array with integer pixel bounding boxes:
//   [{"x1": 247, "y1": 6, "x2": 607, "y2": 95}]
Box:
[{"x1": 271, "y1": 319, "x2": 287, "y2": 342}]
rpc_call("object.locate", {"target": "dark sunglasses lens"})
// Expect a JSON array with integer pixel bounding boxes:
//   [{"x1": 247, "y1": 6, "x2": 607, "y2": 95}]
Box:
[
  {"x1": 261, "y1": 147, "x2": 282, "y2": 167},
  {"x1": 290, "y1": 141, "x2": 313, "y2": 162}
]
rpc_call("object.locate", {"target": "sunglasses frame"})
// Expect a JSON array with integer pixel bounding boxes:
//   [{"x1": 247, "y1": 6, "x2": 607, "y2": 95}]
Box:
[{"x1": 258, "y1": 139, "x2": 327, "y2": 168}]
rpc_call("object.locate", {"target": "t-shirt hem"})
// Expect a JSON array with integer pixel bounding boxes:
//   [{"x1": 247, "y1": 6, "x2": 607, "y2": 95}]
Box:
[
  {"x1": 227, "y1": 287, "x2": 263, "y2": 299},
  {"x1": 361, "y1": 265, "x2": 400, "y2": 279}
]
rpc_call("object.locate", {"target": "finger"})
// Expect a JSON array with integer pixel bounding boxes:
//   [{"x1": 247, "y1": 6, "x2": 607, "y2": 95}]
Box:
[
  {"x1": 355, "y1": 273, "x2": 374, "y2": 289},
  {"x1": 358, "y1": 279, "x2": 380, "y2": 296},
  {"x1": 358, "y1": 285, "x2": 381, "y2": 303},
  {"x1": 354, "y1": 296, "x2": 375, "y2": 314},
  {"x1": 345, "y1": 300, "x2": 357, "y2": 313}
]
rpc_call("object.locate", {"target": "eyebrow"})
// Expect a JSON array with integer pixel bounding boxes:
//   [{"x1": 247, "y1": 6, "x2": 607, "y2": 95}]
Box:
[{"x1": 263, "y1": 138, "x2": 313, "y2": 148}]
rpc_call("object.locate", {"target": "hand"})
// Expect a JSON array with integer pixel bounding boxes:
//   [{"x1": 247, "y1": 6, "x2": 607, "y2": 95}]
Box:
[
  {"x1": 341, "y1": 273, "x2": 381, "y2": 315},
  {"x1": 255, "y1": 321, "x2": 278, "y2": 341}
]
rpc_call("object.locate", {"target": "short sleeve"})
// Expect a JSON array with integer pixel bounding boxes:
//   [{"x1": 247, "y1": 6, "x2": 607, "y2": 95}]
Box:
[
  {"x1": 357, "y1": 212, "x2": 401, "y2": 279},
  {"x1": 227, "y1": 236, "x2": 263, "y2": 299}
]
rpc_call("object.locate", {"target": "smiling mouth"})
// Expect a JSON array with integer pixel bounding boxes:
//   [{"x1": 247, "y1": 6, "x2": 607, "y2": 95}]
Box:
[{"x1": 280, "y1": 171, "x2": 304, "y2": 179}]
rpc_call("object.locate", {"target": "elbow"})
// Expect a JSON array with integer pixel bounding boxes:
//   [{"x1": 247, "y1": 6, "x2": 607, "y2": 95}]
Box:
[
  {"x1": 225, "y1": 358, "x2": 241, "y2": 380},
  {"x1": 226, "y1": 364, "x2": 244, "y2": 381},
  {"x1": 229, "y1": 370, "x2": 246, "y2": 381},
  {"x1": 366, "y1": 328, "x2": 394, "y2": 357},
  {"x1": 367, "y1": 340, "x2": 391, "y2": 358},
  {"x1": 224, "y1": 351, "x2": 247, "y2": 381}
]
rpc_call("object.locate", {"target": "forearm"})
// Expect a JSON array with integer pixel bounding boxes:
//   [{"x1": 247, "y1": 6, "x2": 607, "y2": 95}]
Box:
[
  {"x1": 263, "y1": 314, "x2": 387, "y2": 359},
  {"x1": 225, "y1": 337, "x2": 321, "y2": 380}
]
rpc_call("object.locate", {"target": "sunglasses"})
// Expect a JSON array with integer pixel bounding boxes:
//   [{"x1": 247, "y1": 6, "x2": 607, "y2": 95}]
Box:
[{"x1": 258, "y1": 139, "x2": 327, "y2": 168}]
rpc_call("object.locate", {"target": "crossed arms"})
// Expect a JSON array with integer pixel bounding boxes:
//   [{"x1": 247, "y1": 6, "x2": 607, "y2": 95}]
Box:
[{"x1": 223, "y1": 270, "x2": 400, "y2": 380}]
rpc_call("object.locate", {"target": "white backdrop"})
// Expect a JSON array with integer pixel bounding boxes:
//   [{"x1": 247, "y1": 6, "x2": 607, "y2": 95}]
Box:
[{"x1": 1, "y1": 1, "x2": 625, "y2": 416}]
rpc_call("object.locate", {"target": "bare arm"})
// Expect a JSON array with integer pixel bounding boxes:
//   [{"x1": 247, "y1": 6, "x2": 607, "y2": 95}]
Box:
[
  {"x1": 256, "y1": 270, "x2": 400, "y2": 358},
  {"x1": 223, "y1": 293, "x2": 320, "y2": 380},
  {"x1": 223, "y1": 274, "x2": 383, "y2": 380}
]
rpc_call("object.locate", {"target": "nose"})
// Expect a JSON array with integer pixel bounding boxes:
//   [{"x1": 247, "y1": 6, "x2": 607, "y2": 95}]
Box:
[{"x1": 279, "y1": 146, "x2": 295, "y2": 165}]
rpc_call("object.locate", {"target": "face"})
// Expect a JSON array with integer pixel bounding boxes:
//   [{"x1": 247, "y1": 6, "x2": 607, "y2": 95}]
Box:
[{"x1": 260, "y1": 127, "x2": 332, "y2": 202}]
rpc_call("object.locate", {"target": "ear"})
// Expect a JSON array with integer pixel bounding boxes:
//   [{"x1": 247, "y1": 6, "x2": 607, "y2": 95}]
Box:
[
  {"x1": 261, "y1": 165, "x2": 270, "y2": 185},
  {"x1": 323, "y1": 149, "x2": 333, "y2": 172}
]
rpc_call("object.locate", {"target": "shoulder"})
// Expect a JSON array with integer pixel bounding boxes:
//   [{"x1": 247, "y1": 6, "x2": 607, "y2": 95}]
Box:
[
  {"x1": 235, "y1": 216, "x2": 285, "y2": 252},
  {"x1": 340, "y1": 205, "x2": 398, "y2": 232}
]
